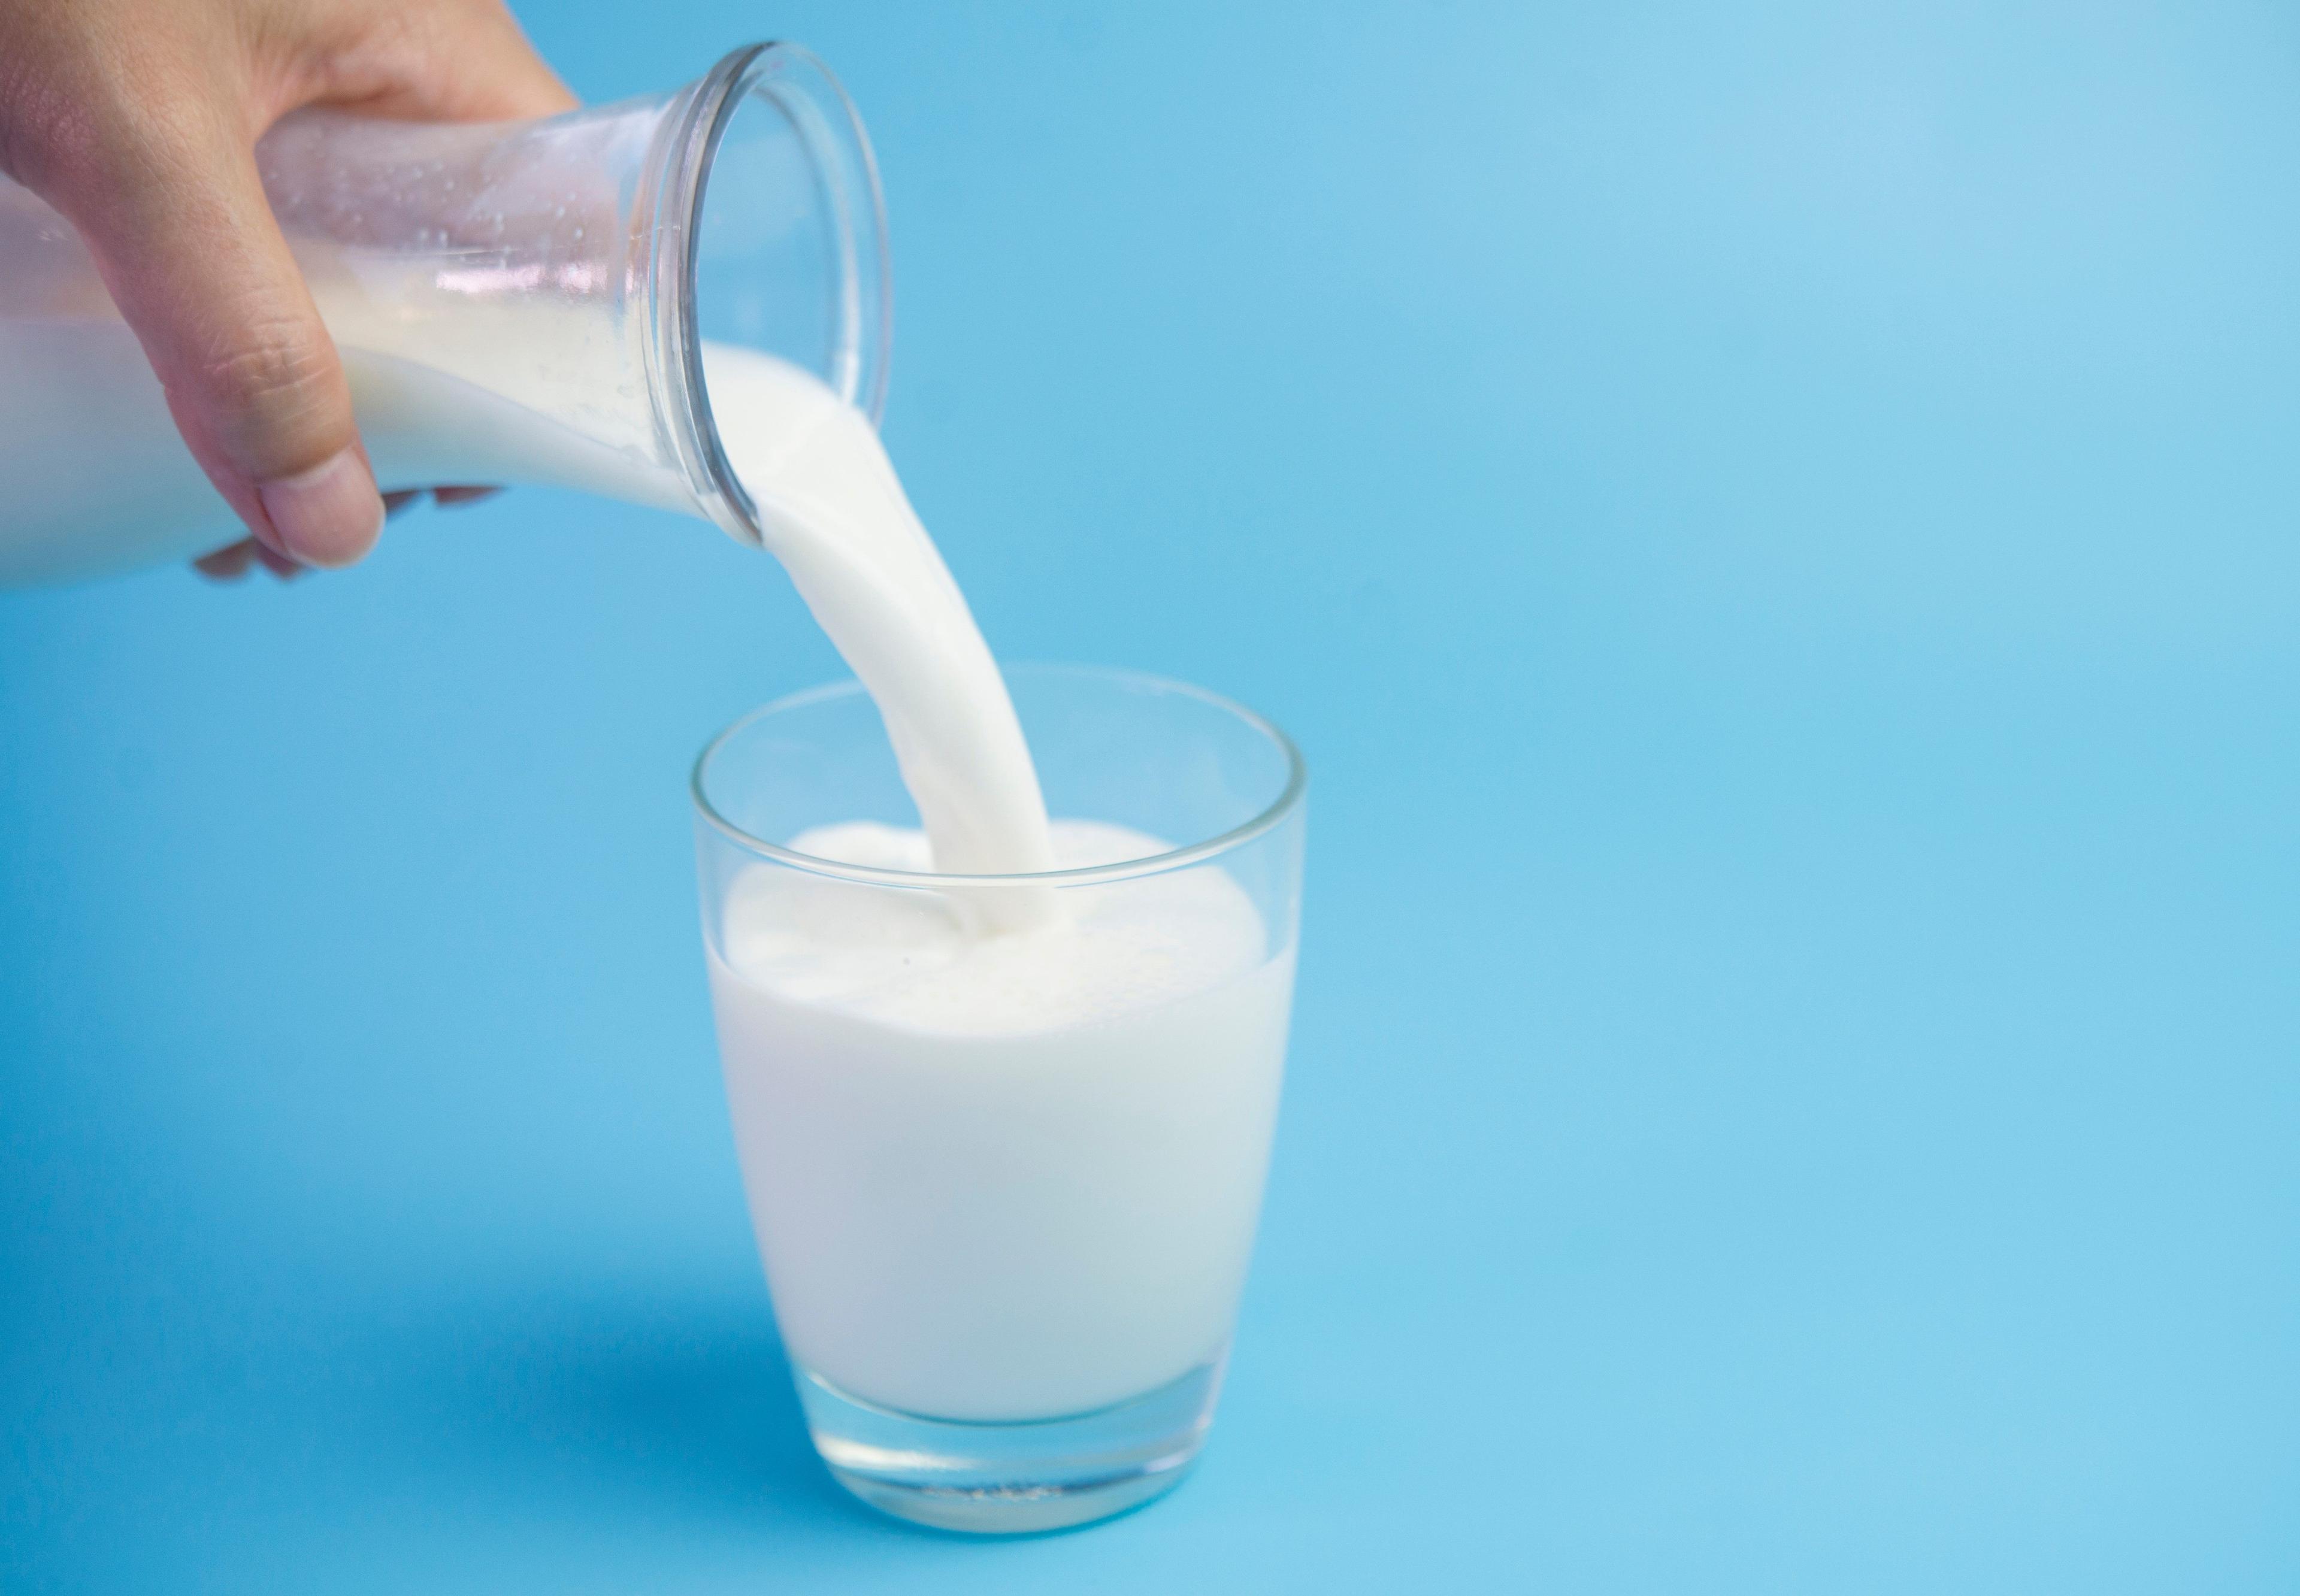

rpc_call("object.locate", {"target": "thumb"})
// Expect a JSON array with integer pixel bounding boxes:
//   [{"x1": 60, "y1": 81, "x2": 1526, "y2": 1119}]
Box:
[{"x1": 41, "y1": 104, "x2": 383, "y2": 569}]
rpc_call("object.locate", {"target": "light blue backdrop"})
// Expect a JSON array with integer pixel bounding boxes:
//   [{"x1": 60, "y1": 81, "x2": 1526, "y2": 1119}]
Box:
[{"x1": 5, "y1": 2, "x2": 2296, "y2": 1589}]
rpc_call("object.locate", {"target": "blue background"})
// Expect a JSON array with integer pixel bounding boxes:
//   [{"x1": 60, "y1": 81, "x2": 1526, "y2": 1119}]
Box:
[{"x1": 5, "y1": 2, "x2": 2298, "y2": 1589}]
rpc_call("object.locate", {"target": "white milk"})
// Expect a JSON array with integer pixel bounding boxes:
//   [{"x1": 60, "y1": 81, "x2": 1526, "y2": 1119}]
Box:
[
  {"x1": 2, "y1": 324, "x2": 721, "y2": 580},
  {"x1": 0, "y1": 284, "x2": 699, "y2": 586},
  {"x1": 700, "y1": 346, "x2": 1059, "y2": 908},
  {"x1": 707, "y1": 820, "x2": 1294, "y2": 1421}
]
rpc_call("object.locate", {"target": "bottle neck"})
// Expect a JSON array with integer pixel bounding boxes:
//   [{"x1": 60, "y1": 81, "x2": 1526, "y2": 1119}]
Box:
[{"x1": 644, "y1": 43, "x2": 893, "y2": 550}]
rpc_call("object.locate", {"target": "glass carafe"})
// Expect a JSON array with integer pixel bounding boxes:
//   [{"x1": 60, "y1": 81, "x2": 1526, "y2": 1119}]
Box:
[{"x1": 0, "y1": 42, "x2": 889, "y2": 586}]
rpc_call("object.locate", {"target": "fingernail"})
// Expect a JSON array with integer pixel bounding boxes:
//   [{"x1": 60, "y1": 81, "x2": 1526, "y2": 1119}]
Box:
[
  {"x1": 432, "y1": 486, "x2": 502, "y2": 508},
  {"x1": 257, "y1": 447, "x2": 385, "y2": 568}
]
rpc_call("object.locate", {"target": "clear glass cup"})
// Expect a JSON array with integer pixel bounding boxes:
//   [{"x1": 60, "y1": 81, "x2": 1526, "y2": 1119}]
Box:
[
  {"x1": 690, "y1": 665, "x2": 1308, "y2": 1533},
  {"x1": 0, "y1": 41, "x2": 889, "y2": 585}
]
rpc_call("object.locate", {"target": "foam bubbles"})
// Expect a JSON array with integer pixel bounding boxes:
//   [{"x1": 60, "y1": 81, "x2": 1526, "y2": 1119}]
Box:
[{"x1": 719, "y1": 820, "x2": 1268, "y2": 1035}]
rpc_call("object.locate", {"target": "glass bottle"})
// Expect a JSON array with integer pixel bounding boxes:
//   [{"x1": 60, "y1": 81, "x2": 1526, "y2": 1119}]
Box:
[{"x1": 0, "y1": 42, "x2": 889, "y2": 586}]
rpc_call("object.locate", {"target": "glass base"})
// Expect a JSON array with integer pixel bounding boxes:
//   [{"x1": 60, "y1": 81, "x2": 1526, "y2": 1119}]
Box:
[{"x1": 797, "y1": 1361, "x2": 1224, "y2": 1534}]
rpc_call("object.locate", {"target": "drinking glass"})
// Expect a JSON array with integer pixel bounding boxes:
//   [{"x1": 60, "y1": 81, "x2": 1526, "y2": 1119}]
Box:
[{"x1": 691, "y1": 664, "x2": 1306, "y2": 1533}]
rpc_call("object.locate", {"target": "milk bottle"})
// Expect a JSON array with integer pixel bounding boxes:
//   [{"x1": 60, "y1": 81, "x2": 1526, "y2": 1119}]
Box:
[{"x1": 0, "y1": 43, "x2": 888, "y2": 585}]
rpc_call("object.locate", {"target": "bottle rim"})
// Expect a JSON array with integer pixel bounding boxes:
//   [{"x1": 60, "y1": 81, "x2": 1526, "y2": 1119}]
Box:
[{"x1": 653, "y1": 42, "x2": 894, "y2": 548}]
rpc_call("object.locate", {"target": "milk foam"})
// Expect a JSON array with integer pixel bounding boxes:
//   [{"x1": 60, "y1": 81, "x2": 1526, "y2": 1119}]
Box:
[{"x1": 721, "y1": 820, "x2": 1266, "y2": 1034}]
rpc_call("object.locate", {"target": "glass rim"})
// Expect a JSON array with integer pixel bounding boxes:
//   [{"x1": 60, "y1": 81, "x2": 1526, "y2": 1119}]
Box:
[{"x1": 689, "y1": 663, "x2": 1308, "y2": 889}]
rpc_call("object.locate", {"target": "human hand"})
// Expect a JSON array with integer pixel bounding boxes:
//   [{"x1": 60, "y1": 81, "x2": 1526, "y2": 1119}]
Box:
[{"x1": 0, "y1": 0, "x2": 572, "y2": 580}]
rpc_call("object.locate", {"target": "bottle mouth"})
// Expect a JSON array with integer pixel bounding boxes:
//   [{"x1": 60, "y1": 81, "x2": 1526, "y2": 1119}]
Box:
[{"x1": 655, "y1": 43, "x2": 892, "y2": 546}]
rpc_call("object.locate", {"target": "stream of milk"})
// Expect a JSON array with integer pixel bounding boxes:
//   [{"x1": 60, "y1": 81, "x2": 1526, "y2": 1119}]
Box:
[{"x1": 699, "y1": 345, "x2": 1060, "y2": 902}]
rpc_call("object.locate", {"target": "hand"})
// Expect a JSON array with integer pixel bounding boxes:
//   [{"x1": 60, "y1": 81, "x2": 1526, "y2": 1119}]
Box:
[{"x1": 0, "y1": 0, "x2": 573, "y2": 580}]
